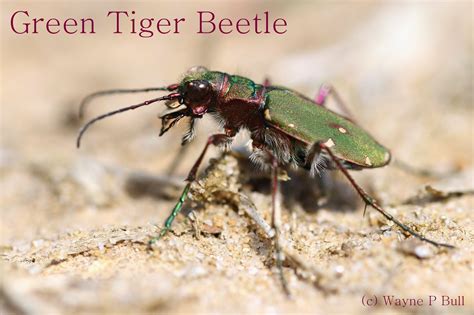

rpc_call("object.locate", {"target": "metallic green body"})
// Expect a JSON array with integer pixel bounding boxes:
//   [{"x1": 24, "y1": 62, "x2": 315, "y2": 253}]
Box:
[
  {"x1": 182, "y1": 69, "x2": 224, "y2": 84},
  {"x1": 182, "y1": 68, "x2": 390, "y2": 168},
  {"x1": 264, "y1": 88, "x2": 390, "y2": 168},
  {"x1": 223, "y1": 75, "x2": 259, "y2": 101}
]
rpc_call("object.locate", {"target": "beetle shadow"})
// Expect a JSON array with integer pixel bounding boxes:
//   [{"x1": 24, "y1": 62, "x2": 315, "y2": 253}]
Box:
[
  {"x1": 236, "y1": 156, "x2": 361, "y2": 214},
  {"x1": 122, "y1": 152, "x2": 361, "y2": 215},
  {"x1": 124, "y1": 171, "x2": 185, "y2": 201}
]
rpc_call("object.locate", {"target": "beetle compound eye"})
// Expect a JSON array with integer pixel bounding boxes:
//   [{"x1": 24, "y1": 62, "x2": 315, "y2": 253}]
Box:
[{"x1": 184, "y1": 80, "x2": 211, "y2": 103}]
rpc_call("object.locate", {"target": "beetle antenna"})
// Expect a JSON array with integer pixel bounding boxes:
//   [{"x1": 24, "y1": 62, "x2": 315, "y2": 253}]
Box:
[
  {"x1": 76, "y1": 93, "x2": 180, "y2": 148},
  {"x1": 78, "y1": 84, "x2": 179, "y2": 119}
]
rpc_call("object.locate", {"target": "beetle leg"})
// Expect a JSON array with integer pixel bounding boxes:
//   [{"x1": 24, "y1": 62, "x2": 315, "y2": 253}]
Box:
[
  {"x1": 263, "y1": 78, "x2": 271, "y2": 87},
  {"x1": 315, "y1": 84, "x2": 356, "y2": 122},
  {"x1": 319, "y1": 142, "x2": 455, "y2": 249},
  {"x1": 149, "y1": 133, "x2": 233, "y2": 246},
  {"x1": 269, "y1": 154, "x2": 291, "y2": 296}
]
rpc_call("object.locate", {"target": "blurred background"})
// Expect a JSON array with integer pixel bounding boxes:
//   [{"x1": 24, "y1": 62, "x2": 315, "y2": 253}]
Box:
[{"x1": 1, "y1": 1, "x2": 472, "y2": 314}]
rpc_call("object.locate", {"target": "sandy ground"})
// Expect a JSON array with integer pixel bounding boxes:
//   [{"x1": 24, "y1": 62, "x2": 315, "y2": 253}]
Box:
[{"x1": 1, "y1": 1, "x2": 473, "y2": 314}]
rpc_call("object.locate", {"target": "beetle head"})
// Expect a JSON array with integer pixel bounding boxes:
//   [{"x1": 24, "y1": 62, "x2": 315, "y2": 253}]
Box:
[
  {"x1": 76, "y1": 66, "x2": 213, "y2": 147},
  {"x1": 180, "y1": 80, "x2": 212, "y2": 116},
  {"x1": 158, "y1": 79, "x2": 212, "y2": 138}
]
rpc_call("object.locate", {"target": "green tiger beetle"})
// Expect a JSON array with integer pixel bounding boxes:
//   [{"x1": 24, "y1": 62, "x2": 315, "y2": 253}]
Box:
[{"x1": 77, "y1": 66, "x2": 454, "y2": 295}]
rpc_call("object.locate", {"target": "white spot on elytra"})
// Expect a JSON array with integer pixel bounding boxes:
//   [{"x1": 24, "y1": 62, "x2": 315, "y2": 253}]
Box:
[
  {"x1": 264, "y1": 109, "x2": 272, "y2": 121},
  {"x1": 324, "y1": 138, "x2": 335, "y2": 148},
  {"x1": 365, "y1": 156, "x2": 372, "y2": 166},
  {"x1": 384, "y1": 152, "x2": 391, "y2": 163},
  {"x1": 338, "y1": 127, "x2": 347, "y2": 134},
  {"x1": 288, "y1": 123, "x2": 295, "y2": 128}
]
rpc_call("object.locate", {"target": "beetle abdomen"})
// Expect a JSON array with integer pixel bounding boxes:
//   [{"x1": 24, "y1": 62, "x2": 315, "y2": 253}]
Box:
[{"x1": 264, "y1": 88, "x2": 391, "y2": 168}]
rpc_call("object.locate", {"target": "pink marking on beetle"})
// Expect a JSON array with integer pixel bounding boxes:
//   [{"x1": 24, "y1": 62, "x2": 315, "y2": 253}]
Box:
[
  {"x1": 219, "y1": 74, "x2": 230, "y2": 99},
  {"x1": 315, "y1": 84, "x2": 331, "y2": 105},
  {"x1": 193, "y1": 105, "x2": 207, "y2": 115},
  {"x1": 263, "y1": 78, "x2": 271, "y2": 87}
]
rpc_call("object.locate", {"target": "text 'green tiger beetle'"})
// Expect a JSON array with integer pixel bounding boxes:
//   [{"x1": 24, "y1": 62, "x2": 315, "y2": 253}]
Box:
[{"x1": 77, "y1": 66, "x2": 454, "y2": 295}]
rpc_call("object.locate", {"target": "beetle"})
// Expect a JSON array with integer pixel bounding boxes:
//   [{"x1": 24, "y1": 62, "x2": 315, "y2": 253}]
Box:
[{"x1": 77, "y1": 66, "x2": 453, "y2": 294}]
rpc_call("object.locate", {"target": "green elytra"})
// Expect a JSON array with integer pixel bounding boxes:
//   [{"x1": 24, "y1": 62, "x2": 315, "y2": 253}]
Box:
[{"x1": 265, "y1": 89, "x2": 390, "y2": 167}]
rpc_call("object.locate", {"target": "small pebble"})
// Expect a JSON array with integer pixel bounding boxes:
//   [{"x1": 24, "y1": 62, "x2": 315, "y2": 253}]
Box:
[
  {"x1": 334, "y1": 265, "x2": 345, "y2": 274},
  {"x1": 97, "y1": 243, "x2": 105, "y2": 252},
  {"x1": 248, "y1": 266, "x2": 259, "y2": 275},
  {"x1": 32, "y1": 239, "x2": 44, "y2": 248},
  {"x1": 398, "y1": 239, "x2": 434, "y2": 259},
  {"x1": 414, "y1": 245, "x2": 434, "y2": 259}
]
